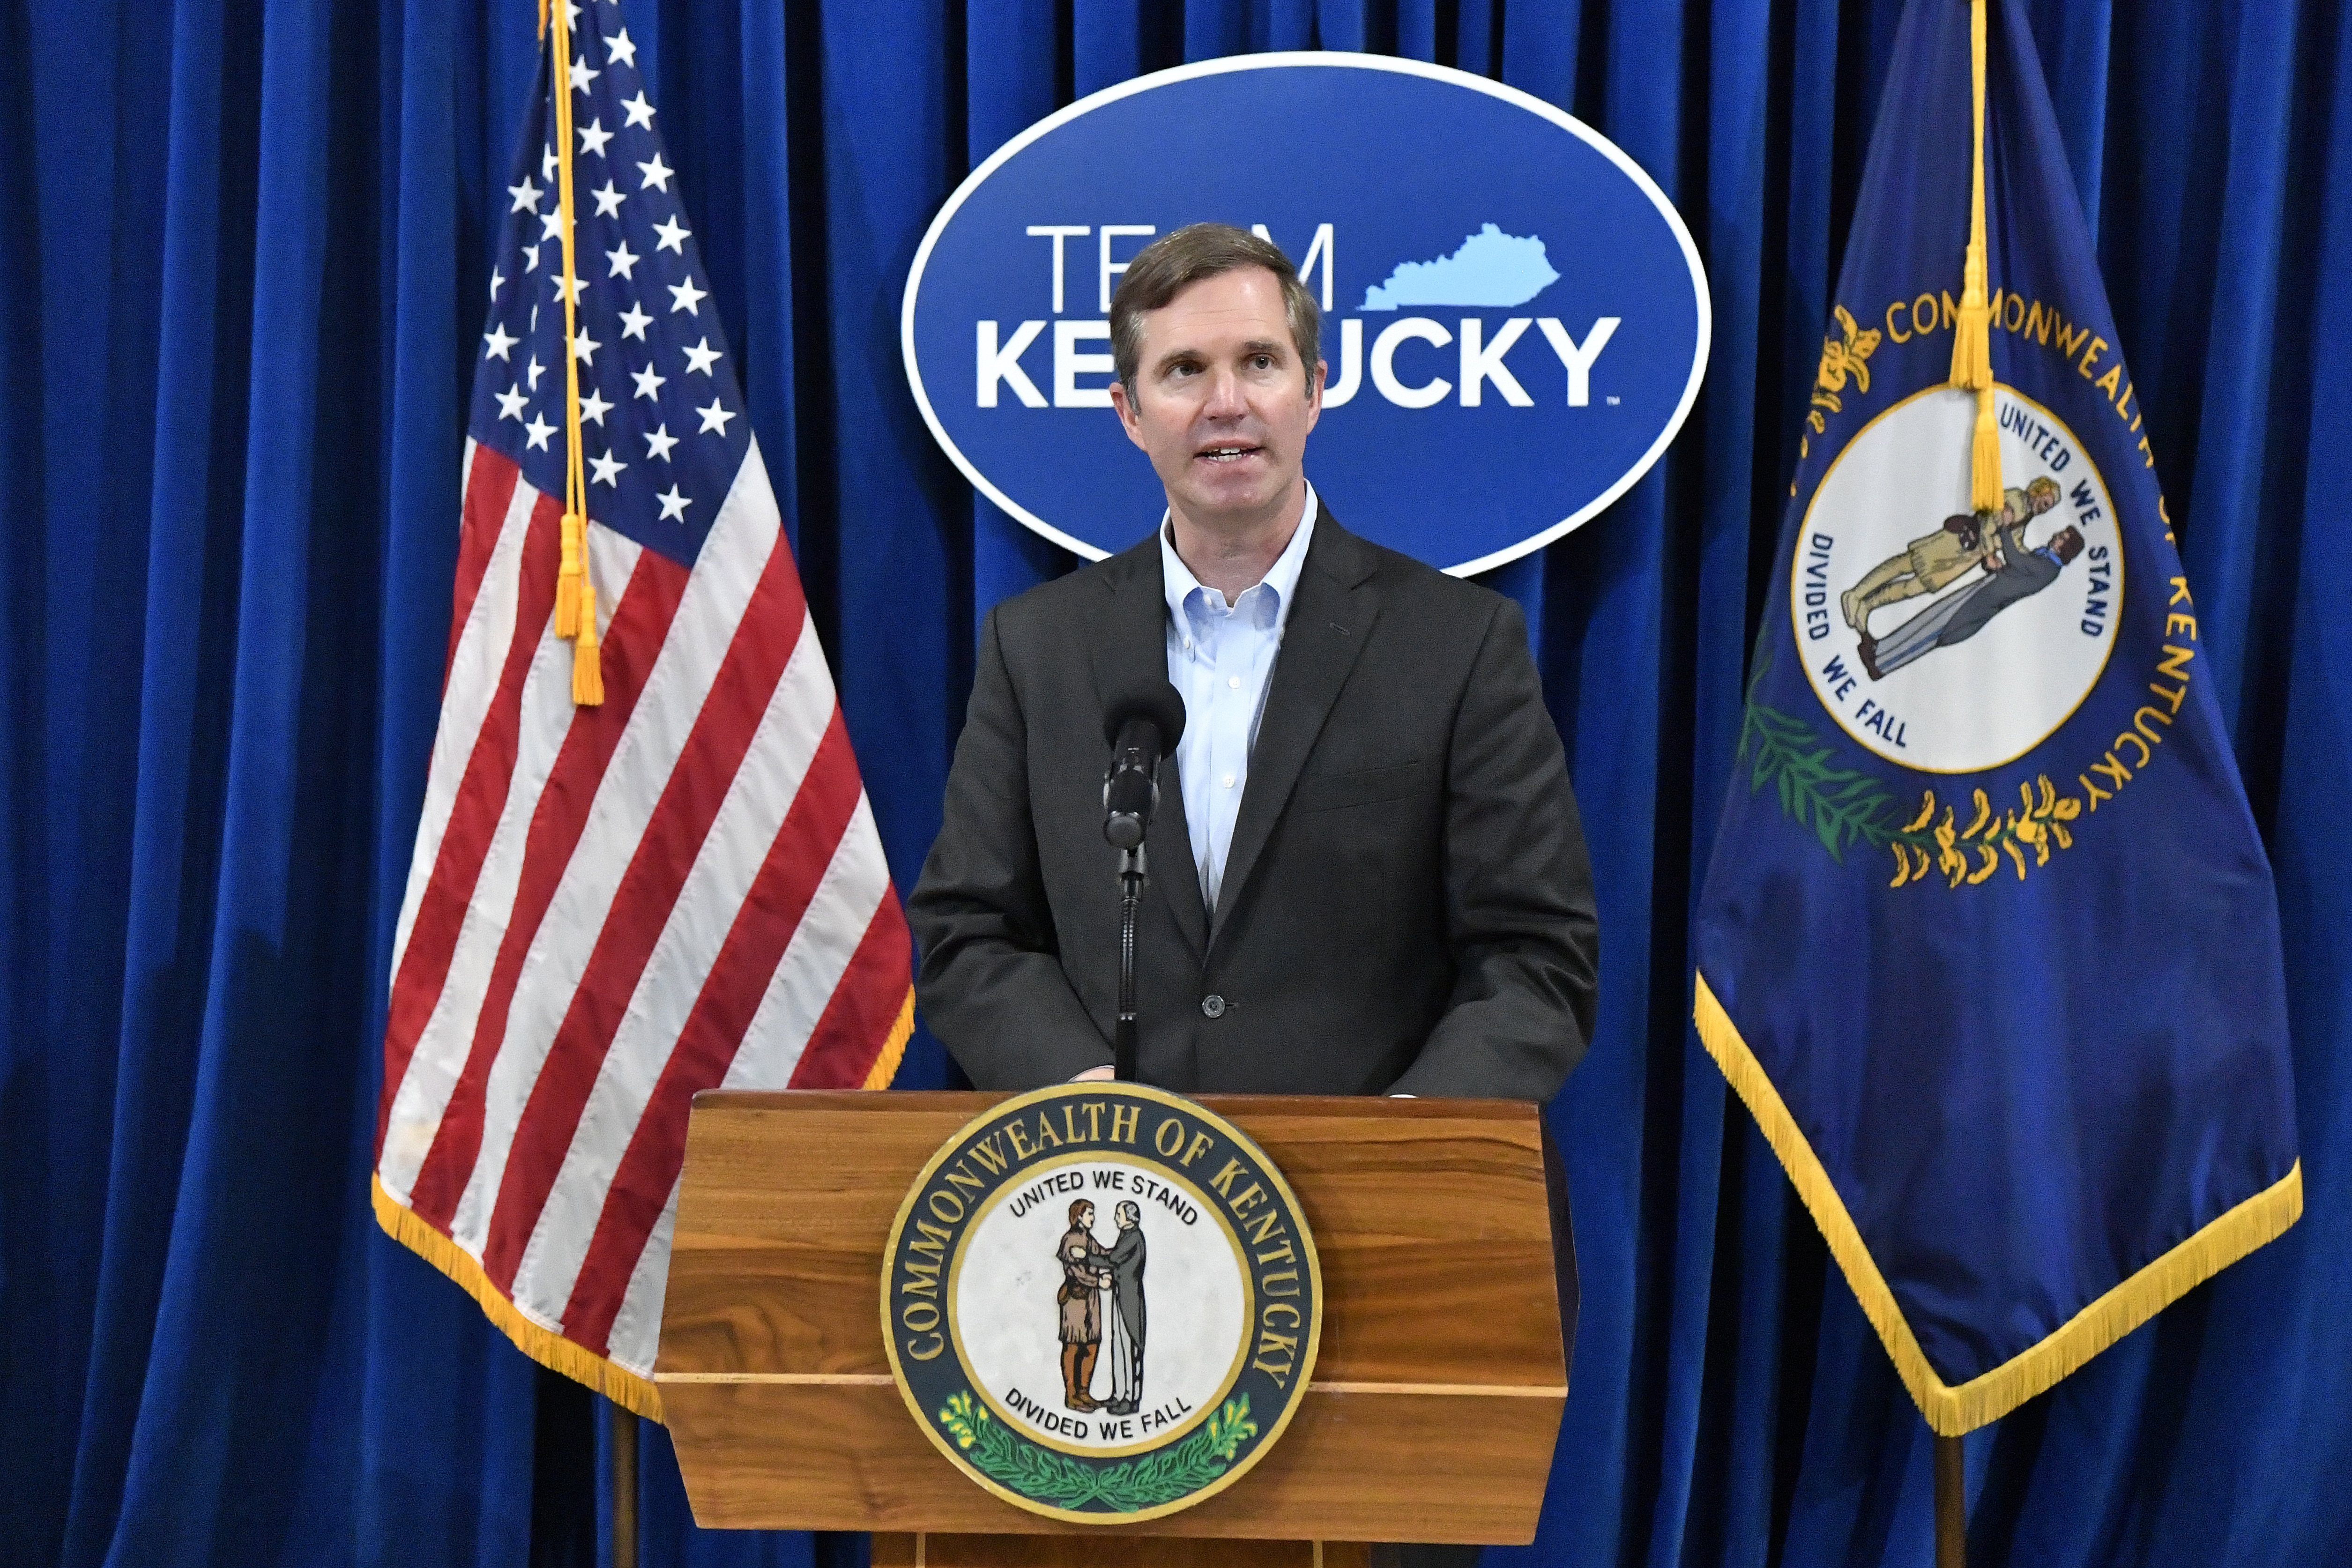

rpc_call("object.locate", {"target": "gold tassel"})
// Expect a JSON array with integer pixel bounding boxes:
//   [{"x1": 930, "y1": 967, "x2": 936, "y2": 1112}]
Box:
[
  {"x1": 549, "y1": 0, "x2": 597, "y2": 706},
  {"x1": 1972, "y1": 383, "x2": 2002, "y2": 511},
  {"x1": 572, "y1": 580, "x2": 603, "y2": 706},
  {"x1": 1949, "y1": 262, "x2": 1990, "y2": 394},
  {"x1": 554, "y1": 511, "x2": 583, "y2": 637},
  {"x1": 1950, "y1": 0, "x2": 2002, "y2": 513}
]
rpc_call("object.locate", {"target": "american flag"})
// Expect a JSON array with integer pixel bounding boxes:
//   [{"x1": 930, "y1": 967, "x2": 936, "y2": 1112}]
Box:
[{"x1": 373, "y1": 0, "x2": 911, "y2": 1414}]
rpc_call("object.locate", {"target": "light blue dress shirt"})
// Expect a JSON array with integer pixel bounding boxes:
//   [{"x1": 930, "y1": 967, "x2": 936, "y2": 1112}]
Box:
[{"x1": 1160, "y1": 486, "x2": 1317, "y2": 916}]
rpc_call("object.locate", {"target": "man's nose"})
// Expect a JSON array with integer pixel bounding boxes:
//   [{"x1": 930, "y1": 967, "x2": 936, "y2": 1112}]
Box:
[{"x1": 1202, "y1": 367, "x2": 1248, "y2": 418}]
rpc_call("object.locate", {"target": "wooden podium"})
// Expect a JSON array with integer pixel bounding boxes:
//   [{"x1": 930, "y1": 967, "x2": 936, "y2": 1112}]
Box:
[{"x1": 656, "y1": 1092, "x2": 1576, "y2": 1565}]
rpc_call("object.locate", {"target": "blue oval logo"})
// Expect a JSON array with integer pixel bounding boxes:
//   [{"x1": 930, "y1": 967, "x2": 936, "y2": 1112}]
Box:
[{"x1": 903, "y1": 53, "x2": 1710, "y2": 575}]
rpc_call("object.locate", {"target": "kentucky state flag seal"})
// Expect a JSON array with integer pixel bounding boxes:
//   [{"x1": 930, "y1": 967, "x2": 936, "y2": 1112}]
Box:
[{"x1": 1692, "y1": 0, "x2": 2300, "y2": 1436}]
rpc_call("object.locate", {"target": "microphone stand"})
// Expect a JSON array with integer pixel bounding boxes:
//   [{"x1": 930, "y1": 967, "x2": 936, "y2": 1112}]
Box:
[
  {"x1": 1114, "y1": 846, "x2": 1146, "y2": 1082},
  {"x1": 1102, "y1": 698, "x2": 1177, "y2": 1085}
]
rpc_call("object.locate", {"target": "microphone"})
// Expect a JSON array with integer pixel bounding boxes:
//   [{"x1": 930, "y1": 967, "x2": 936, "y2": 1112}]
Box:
[
  {"x1": 1102, "y1": 682, "x2": 1185, "y2": 1083},
  {"x1": 1101, "y1": 682, "x2": 1187, "y2": 850}
]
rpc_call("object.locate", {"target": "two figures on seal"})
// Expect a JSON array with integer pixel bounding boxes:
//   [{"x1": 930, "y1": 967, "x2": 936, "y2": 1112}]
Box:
[
  {"x1": 1839, "y1": 476, "x2": 2085, "y2": 680},
  {"x1": 1056, "y1": 1199, "x2": 1147, "y2": 1415}
]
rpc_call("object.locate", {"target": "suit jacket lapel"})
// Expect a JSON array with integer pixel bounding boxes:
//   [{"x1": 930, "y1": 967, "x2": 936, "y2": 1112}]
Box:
[
  {"x1": 1087, "y1": 535, "x2": 1209, "y2": 959},
  {"x1": 1211, "y1": 509, "x2": 1379, "y2": 939}
]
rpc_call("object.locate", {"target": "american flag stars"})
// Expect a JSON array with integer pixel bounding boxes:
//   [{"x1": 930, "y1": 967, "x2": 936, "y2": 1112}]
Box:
[{"x1": 465, "y1": 0, "x2": 748, "y2": 552}]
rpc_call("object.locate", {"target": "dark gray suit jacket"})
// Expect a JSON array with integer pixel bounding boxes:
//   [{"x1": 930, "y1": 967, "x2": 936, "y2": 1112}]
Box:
[{"x1": 908, "y1": 507, "x2": 1598, "y2": 1100}]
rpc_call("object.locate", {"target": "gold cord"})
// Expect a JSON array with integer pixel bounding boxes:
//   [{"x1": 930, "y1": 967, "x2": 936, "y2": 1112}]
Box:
[
  {"x1": 550, "y1": 0, "x2": 602, "y2": 703},
  {"x1": 1949, "y1": 0, "x2": 2002, "y2": 513}
]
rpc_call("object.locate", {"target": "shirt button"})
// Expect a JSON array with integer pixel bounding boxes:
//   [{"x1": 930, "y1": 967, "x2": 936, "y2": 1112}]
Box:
[
  {"x1": 1221, "y1": 773, "x2": 1236, "y2": 788},
  {"x1": 1228, "y1": 676, "x2": 1241, "y2": 689},
  {"x1": 1201, "y1": 994, "x2": 1226, "y2": 1018}
]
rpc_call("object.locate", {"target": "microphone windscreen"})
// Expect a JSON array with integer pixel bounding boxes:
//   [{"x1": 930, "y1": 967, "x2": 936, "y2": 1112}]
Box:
[{"x1": 1101, "y1": 680, "x2": 1188, "y2": 751}]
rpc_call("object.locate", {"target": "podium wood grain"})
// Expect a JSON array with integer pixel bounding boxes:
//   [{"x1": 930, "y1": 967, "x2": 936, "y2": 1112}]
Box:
[
  {"x1": 656, "y1": 1092, "x2": 1568, "y2": 1544},
  {"x1": 869, "y1": 1534, "x2": 1373, "y2": 1567}
]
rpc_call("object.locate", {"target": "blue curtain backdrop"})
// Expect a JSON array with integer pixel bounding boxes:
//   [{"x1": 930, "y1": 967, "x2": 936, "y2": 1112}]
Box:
[{"x1": 3, "y1": 1, "x2": 2346, "y2": 1565}]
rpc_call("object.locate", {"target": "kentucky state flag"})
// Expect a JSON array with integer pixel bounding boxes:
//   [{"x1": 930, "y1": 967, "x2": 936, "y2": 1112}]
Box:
[{"x1": 1693, "y1": 0, "x2": 2300, "y2": 1436}]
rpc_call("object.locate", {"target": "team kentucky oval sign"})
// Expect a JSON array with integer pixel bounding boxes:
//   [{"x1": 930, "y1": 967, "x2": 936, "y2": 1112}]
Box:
[{"x1": 903, "y1": 52, "x2": 1710, "y2": 575}]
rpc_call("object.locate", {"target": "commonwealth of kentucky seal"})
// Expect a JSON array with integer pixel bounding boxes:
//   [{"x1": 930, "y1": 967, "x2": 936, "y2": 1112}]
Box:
[
  {"x1": 1792, "y1": 384, "x2": 2121, "y2": 773},
  {"x1": 881, "y1": 1083, "x2": 1321, "y2": 1523}
]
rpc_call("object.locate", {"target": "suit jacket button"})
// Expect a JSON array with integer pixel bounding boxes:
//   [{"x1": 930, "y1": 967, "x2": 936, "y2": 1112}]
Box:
[{"x1": 1200, "y1": 994, "x2": 1226, "y2": 1018}]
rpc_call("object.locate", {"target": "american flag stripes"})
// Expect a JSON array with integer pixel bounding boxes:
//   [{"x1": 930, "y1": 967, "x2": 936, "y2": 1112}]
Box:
[{"x1": 373, "y1": 0, "x2": 911, "y2": 1415}]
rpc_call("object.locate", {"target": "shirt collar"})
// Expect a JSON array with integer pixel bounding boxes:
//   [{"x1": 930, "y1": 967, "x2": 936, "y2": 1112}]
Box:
[{"x1": 1159, "y1": 482, "x2": 1319, "y2": 635}]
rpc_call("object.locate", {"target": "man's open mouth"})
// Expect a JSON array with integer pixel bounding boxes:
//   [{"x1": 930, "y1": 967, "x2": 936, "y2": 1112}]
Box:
[{"x1": 1195, "y1": 444, "x2": 1261, "y2": 463}]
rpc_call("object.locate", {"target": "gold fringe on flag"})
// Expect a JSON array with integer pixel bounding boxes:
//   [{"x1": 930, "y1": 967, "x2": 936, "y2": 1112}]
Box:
[
  {"x1": 549, "y1": 0, "x2": 600, "y2": 702},
  {"x1": 1694, "y1": 972, "x2": 2302, "y2": 1435},
  {"x1": 373, "y1": 1177, "x2": 667, "y2": 1420},
  {"x1": 862, "y1": 988, "x2": 916, "y2": 1090},
  {"x1": 370, "y1": 988, "x2": 913, "y2": 1418},
  {"x1": 1949, "y1": 0, "x2": 2002, "y2": 512}
]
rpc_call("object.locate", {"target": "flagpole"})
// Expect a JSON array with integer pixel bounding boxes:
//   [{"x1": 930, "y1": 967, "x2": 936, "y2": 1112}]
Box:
[
  {"x1": 544, "y1": 14, "x2": 629, "y2": 1561},
  {"x1": 610, "y1": 1402, "x2": 641, "y2": 1568},
  {"x1": 1938, "y1": 11, "x2": 1989, "y2": 1559},
  {"x1": 1934, "y1": 1432, "x2": 1966, "y2": 1568}
]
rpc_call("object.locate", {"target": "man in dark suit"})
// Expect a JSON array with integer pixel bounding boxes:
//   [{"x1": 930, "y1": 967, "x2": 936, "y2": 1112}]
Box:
[
  {"x1": 909, "y1": 223, "x2": 1597, "y2": 1107},
  {"x1": 913, "y1": 220, "x2": 1592, "y2": 1568}
]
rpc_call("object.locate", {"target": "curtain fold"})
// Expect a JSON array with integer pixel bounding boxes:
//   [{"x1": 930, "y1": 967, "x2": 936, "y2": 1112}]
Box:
[{"x1": 2, "y1": 2, "x2": 2346, "y2": 1566}]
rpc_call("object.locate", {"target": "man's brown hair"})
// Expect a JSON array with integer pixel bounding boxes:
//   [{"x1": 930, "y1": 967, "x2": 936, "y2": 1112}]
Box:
[{"x1": 1109, "y1": 223, "x2": 1321, "y2": 400}]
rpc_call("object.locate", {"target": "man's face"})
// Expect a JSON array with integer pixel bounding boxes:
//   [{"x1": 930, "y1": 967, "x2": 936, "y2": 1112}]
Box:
[
  {"x1": 1110, "y1": 267, "x2": 1324, "y2": 529},
  {"x1": 1077, "y1": 1204, "x2": 1094, "y2": 1229}
]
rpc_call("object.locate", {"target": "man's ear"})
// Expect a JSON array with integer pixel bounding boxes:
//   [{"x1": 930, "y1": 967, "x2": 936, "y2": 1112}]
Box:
[
  {"x1": 1109, "y1": 380, "x2": 1149, "y2": 451},
  {"x1": 1303, "y1": 358, "x2": 1326, "y2": 435}
]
